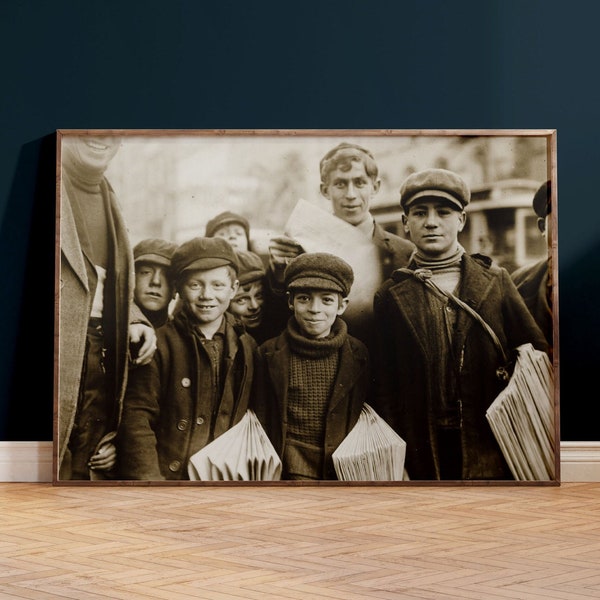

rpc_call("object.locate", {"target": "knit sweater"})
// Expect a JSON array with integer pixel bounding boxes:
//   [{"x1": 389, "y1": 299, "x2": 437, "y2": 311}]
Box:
[{"x1": 283, "y1": 317, "x2": 346, "y2": 479}]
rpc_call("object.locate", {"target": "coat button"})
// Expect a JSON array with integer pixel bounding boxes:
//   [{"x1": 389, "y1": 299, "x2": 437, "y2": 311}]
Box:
[
  {"x1": 196, "y1": 416, "x2": 205, "y2": 425},
  {"x1": 181, "y1": 377, "x2": 191, "y2": 388},
  {"x1": 177, "y1": 419, "x2": 188, "y2": 431},
  {"x1": 168, "y1": 460, "x2": 181, "y2": 472}
]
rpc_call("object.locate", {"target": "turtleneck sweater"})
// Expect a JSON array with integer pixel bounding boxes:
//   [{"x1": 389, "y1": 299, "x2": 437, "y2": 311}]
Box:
[
  {"x1": 63, "y1": 160, "x2": 110, "y2": 271},
  {"x1": 412, "y1": 244, "x2": 465, "y2": 294},
  {"x1": 283, "y1": 317, "x2": 347, "y2": 479}
]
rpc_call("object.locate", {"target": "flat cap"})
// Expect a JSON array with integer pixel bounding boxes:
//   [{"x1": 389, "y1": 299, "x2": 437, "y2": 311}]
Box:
[
  {"x1": 400, "y1": 168, "x2": 470, "y2": 211},
  {"x1": 235, "y1": 250, "x2": 265, "y2": 285},
  {"x1": 170, "y1": 237, "x2": 239, "y2": 281},
  {"x1": 133, "y1": 238, "x2": 178, "y2": 267},
  {"x1": 532, "y1": 180, "x2": 551, "y2": 218},
  {"x1": 284, "y1": 252, "x2": 354, "y2": 297},
  {"x1": 205, "y1": 211, "x2": 250, "y2": 240}
]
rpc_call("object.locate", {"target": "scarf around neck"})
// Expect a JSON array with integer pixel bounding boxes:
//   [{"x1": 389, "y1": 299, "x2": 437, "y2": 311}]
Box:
[{"x1": 285, "y1": 316, "x2": 347, "y2": 359}]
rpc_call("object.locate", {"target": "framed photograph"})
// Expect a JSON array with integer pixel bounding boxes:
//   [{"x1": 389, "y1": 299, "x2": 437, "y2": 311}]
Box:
[{"x1": 54, "y1": 129, "x2": 559, "y2": 486}]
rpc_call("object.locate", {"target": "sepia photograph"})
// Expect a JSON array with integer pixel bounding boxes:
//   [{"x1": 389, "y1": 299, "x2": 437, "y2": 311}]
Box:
[{"x1": 54, "y1": 129, "x2": 558, "y2": 486}]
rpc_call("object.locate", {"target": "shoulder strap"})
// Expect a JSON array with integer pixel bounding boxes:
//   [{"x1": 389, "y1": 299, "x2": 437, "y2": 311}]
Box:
[{"x1": 408, "y1": 268, "x2": 510, "y2": 378}]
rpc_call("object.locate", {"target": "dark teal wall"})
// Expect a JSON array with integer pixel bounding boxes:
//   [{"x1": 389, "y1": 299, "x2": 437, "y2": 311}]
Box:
[{"x1": 1, "y1": 1, "x2": 598, "y2": 440}]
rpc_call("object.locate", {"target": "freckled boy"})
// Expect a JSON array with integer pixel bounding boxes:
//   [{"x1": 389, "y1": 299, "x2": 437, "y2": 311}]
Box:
[{"x1": 118, "y1": 237, "x2": 257, "y2": 480}]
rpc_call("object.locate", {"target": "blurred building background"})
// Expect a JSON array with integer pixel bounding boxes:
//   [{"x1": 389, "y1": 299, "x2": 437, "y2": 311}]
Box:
[{"x1": 101, "y1": 132, "x2": 550, "y2": 272}]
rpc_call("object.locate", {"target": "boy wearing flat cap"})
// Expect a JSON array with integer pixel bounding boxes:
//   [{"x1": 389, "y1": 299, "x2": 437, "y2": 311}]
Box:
[
  {"x1": 373, "y1": 168, "x2": 549, "y2": 481},
  {"x1": 227, "y1": 249, "x2": 283, "y2": 345},
  {"x1": 133, "y1": 238, "x2": 178, "y2": 329},
  {"x1": 252, "y1": 252, "x2": 370, "y2": 480},
  {"x1": 118, "y1": 237, "x2": 258, "y2": 480},
  {"x1": 205, "y1": 211, "x2": 251, "y2": 251},
  {"x1": 267, "y1": 142, "x2": 415, "y2": 354}
]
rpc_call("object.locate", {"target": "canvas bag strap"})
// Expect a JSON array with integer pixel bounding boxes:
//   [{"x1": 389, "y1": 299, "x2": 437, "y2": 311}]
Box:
[{"x1": 406, "y1": 268, "x2": 510, "y2": 380}]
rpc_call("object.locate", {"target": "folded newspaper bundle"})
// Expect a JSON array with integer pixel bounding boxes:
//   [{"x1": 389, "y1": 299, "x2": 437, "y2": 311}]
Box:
[
  {"x1": 486, "y1": 343, "x2": 555, "y2": 481},
  {"x1": 332, "y1": 403, "x2": 406, "y2": 481},
  {"x1": 187, "y1": 409, "x2": 282, "y2": 481}
]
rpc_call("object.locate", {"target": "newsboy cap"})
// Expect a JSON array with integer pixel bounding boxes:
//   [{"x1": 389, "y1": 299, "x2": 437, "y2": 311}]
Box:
[
  {"x1": 284, "y1": 252, "x2": 354, "y2": 297},
  {"x1": 400, "y1": 168, "x2": 470, "y2": 212},
  {"x1": 133, "y1": 238, "x2": 178, "y2": 267},
  {"x1": 235, "y1": 250, "x2": 266, "y2": 285},
  {"x1": 205, "y1": 211, "x2": 250, "y2": 240},
  {"x1": 170, "y1": 237, "x2": 239, "y2": 281},
  {"x1": 532, "y1": 180, "x2": 551, "y2": 218}
]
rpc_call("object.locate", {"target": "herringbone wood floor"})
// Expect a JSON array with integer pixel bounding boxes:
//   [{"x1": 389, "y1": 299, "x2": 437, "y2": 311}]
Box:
[{"x1": 1, "y1": 482, "x2": 599, "y2": 599}]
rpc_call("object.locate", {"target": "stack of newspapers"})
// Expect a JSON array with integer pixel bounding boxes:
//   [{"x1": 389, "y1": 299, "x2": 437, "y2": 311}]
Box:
[
  {"x1": 332, "y1": 403, "x2": 406, "y2": 481},
  {"x1": 187, "y1": 409, "x2": 282, "y2": 481},
  {"x1": 486, "y1": 343, "x2": 556, "y2": 481}
]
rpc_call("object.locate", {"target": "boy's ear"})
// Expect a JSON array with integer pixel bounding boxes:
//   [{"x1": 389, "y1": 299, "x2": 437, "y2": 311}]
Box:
[
  {"x1": 319, "y1": 182, "x2": 330, "y2": 198},
  {"x1": 457, "y1": 210, "x2": 467, "y2": 233},
  {"x1": 537, "y1": 216, "x2": 546, "y2": 234},
  {"x1": 336, "y1": 296, "x2": 349, "y2": 316},
  {"x1": 401, "y1": 213, "x2": 409, "y2": 233}
]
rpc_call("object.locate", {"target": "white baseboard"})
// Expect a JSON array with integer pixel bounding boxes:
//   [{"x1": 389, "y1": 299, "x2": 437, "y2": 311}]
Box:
[
  {"x1": 0, "y1": 442, "x2": 54, "y2": 482},
  {"x1": 559, "y1": 442, "x2": 600, "y2": 482},
  {"x1": 1, "y1": 441, "x2": 599, "y2": 482}
]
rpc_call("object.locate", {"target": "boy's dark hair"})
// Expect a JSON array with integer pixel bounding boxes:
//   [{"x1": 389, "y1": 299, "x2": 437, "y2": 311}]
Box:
[{"x1": 319, "y1": 143, "x2": 379, "y2": 185}]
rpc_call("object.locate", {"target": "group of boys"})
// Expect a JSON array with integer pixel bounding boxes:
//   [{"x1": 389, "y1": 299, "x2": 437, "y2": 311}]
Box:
[{"x1": 61, "y1": 140, "x2": 551, "y2": 483}]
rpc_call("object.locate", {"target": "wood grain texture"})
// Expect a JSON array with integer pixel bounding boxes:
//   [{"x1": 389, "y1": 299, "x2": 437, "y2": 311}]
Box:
[{"x1": 1, "y1": 482, "x2": 598, "y2": 599}]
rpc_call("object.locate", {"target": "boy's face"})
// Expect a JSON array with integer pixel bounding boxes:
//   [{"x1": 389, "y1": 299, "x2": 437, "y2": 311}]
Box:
[
  {"x1": 212, "y1": 223, "x2": 248, "y2": 251},
  {"x1": 179, "y1": 266, "x2": 238, "y2": 326},
  {"x1": 402, "y1": 199, "x2": 466, "y2": 260},
  {"x1": 134, "y1": 262, "x2": 173, "y2": 313},
  {"x1": 320, "y1": 160, "x2": 380, "y2": 227},
  {"x1": 228, "y1": 280, "x2": 265, "y2": 330},
  {"x1": 289, "y1": 290, "x2": 348, "y2": 339}
]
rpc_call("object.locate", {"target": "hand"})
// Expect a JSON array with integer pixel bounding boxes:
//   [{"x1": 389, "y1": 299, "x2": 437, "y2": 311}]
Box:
[
  {"x1": 88, "y1": 442, "x2": 116, "y2": 472},
  {"x1": 129, "y1": 323, "x2": 156, "y2": 366},
  {"x1": 268, "y1": 235, "x2": 304, "y2": 283}
]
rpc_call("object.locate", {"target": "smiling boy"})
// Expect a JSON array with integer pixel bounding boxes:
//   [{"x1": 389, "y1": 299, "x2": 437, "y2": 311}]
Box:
[
  {"x1": 252, "y1": 252, "x2": 370, "y2": 480},
  {"x1": 118, "y1": 237, "x2": 257, "y2": 480},
  {"x1": 266, "y1": 143, "x2": 414, "y2": 353}
]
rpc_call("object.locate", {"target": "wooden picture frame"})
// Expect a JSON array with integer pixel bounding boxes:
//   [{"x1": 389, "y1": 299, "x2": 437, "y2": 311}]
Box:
[{"x1": 54, "y1": 129, "x2": 559, "y2": 486}]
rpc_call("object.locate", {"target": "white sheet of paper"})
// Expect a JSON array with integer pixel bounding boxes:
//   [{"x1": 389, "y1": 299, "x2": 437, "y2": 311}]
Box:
[{"x1": 284, "y1": 199, "x2": 383, "y2": 323}]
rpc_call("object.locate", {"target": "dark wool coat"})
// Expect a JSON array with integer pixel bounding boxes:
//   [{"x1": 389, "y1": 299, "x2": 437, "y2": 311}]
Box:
[
  {"x1": 117, "y1": 312, "x2": 257, "y2": 480},
  {"x1": 251, "y1": 323, "x2": 370, "y2": 480},
  {"x1": 372, "y1": 222, "x2": 415, "y2": 280},
  {"x1": 511, "y1": 259, "x2": 552, "y2": 346},
  {"x1": 373, "y1": 254, "x2": 549, "y2": 481}
]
